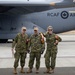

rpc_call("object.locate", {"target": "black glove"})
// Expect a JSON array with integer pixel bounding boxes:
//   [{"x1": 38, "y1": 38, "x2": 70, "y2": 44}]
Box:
[{"x1": 41, "y1": 49, "x2": 44, "y2": 54}]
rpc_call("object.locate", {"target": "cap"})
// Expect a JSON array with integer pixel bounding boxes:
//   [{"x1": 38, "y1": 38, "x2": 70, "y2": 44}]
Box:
[
  {"x1": 34, "y1": 27, "x2": 38, "y2": 31},
  {"x1": 47, "y1": 26, "x2": 53, "y2": 30},
  {"x1": 21, "y1": 27, "x2": 26, "y2": 30}
]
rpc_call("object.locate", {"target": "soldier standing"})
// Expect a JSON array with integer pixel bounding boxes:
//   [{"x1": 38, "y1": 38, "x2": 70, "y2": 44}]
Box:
[
  {"x1": 27, "y1": 27, "x2": 45, "y2": 74},
  {"x1": 12, "y1": 27, "x2": 28, "y2": 74},
  {"x1": 44, "y1": 26, "x2": 62, "y2": 74}
]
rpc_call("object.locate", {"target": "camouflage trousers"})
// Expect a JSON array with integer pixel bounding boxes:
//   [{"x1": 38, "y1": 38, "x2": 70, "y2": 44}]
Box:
[
  {"x1": 44, "y1": 50, "x2": 57, "y2": 70},
  {"x1": 14, "y1": 51, "x2": 27, "y2": 68},
  {"x1": 28, "y1": 52, "x2": 41, "y2": 70}
]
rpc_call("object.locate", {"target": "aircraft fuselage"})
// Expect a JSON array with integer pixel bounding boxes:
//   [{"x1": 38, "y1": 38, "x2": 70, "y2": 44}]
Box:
[{"x1": 0, "y1": 7, "x2": 75, "y2": 39}]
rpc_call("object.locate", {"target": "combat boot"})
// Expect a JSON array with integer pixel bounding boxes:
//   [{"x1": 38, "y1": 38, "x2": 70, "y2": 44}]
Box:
[
  {"x1": 50, "y1": 68, "x2": 54, "y2": 74},
  {"x1": 36, "y1": 69, "x2": 39, "y2": 74},
  {"x1": 13, "y1": 68, "x2": 17, "y2": 74},
  {"x1": 27, "y1": 68, "x2": 32, "y2": 73},
  {"x1": 44, "y1": 69, "x2": 51, "y2": 74},
  {"x1": 50, "y1": 67, "x2": 52, "y2": 71},
  {"x1": 20, "y1": 67, "x2": 25, "y2": 73}
]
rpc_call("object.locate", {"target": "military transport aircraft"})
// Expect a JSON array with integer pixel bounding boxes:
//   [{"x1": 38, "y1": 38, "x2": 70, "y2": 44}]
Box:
[{"x1": 0, "y1": 0, "x2": 75, "y2": 42}]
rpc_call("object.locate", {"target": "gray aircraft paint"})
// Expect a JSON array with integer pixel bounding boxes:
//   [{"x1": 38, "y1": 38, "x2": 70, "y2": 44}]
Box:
[
  {"x1": 0, "y1": 0, "x2": 75, "y2": 39},
  {"x1": 0, "y1": 7, "x2": 75, "y2": 39}
]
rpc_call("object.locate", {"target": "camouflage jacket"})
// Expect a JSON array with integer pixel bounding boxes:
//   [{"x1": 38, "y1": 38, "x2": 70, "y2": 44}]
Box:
[
  {"x1": 12, "y1": 33, "x2": 28, "y2": 52},
  {"x1": 44, "y1": 32, "x2": 62, "y2": 51},
  {"x1": 28, "y1": 34, "x2": 45, "y2": 52}
]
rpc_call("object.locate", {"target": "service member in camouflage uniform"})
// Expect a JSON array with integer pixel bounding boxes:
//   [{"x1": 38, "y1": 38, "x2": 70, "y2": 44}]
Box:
[
  {"x1": 27, "y1": 27, "x2": 45, "y2": 74},
  {"x1": 12, "y1": 27, "x2": 28, "y2": 74},
  {"x1": 44, "y1": 26, "x2": 62, "y2": 74}
]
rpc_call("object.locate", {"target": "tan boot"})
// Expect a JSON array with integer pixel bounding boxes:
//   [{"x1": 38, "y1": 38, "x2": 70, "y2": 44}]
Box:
[
  {"x1": 50, "y1": 68, "x2": 54, "y2": 74},
  {"x1": 27, "y1": 68, "x2": 32, "y2": 73},
  {"x1": 44, "y1": 69, "x2": 50, "y2": 74},
  {"x1": 20, "y1": 67, "x2": 25, "y2": 73},
  {"x1": 36, "y1": 69, "x2": 39, "y2": 74},
  {"x1": 13, "y1": 68, "x2": 17, "y2": 74}
]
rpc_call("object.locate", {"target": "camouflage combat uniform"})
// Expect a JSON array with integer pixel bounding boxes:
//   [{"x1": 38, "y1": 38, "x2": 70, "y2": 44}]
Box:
[
  {"x1": 28, "y1": 33, "x2": 45, "y2": 70},
  {"x1": 44, "y1": 32, "x2": 62, "y2": 70},
  {"x1": 12, "y1": 33, "x2": 28, "y2": 68}
]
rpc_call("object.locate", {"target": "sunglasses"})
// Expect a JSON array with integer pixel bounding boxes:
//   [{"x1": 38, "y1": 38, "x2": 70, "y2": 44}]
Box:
[
  {"x1": 34, "y1": 30, "x2": 37, "y2": 31},
  {"x1": 48, "y1": 29, "x2": 53, "y2": 31}
]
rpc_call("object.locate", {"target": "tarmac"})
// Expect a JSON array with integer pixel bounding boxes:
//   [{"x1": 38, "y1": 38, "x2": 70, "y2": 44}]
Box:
[{"x1": 0, "y1": 67, "x2": 75, "y2": 75}]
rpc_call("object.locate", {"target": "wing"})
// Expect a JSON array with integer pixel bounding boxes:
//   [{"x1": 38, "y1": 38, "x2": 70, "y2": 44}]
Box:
[
  {"x1": 0, "y1": 0, "x2": 75, "y2": 14},
  {"x1": 0, "y1": 6, "x2": 52, "y2": 14},
  {"x1": 0, "y1": 0, "x2": 52, "y2": 14}
]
